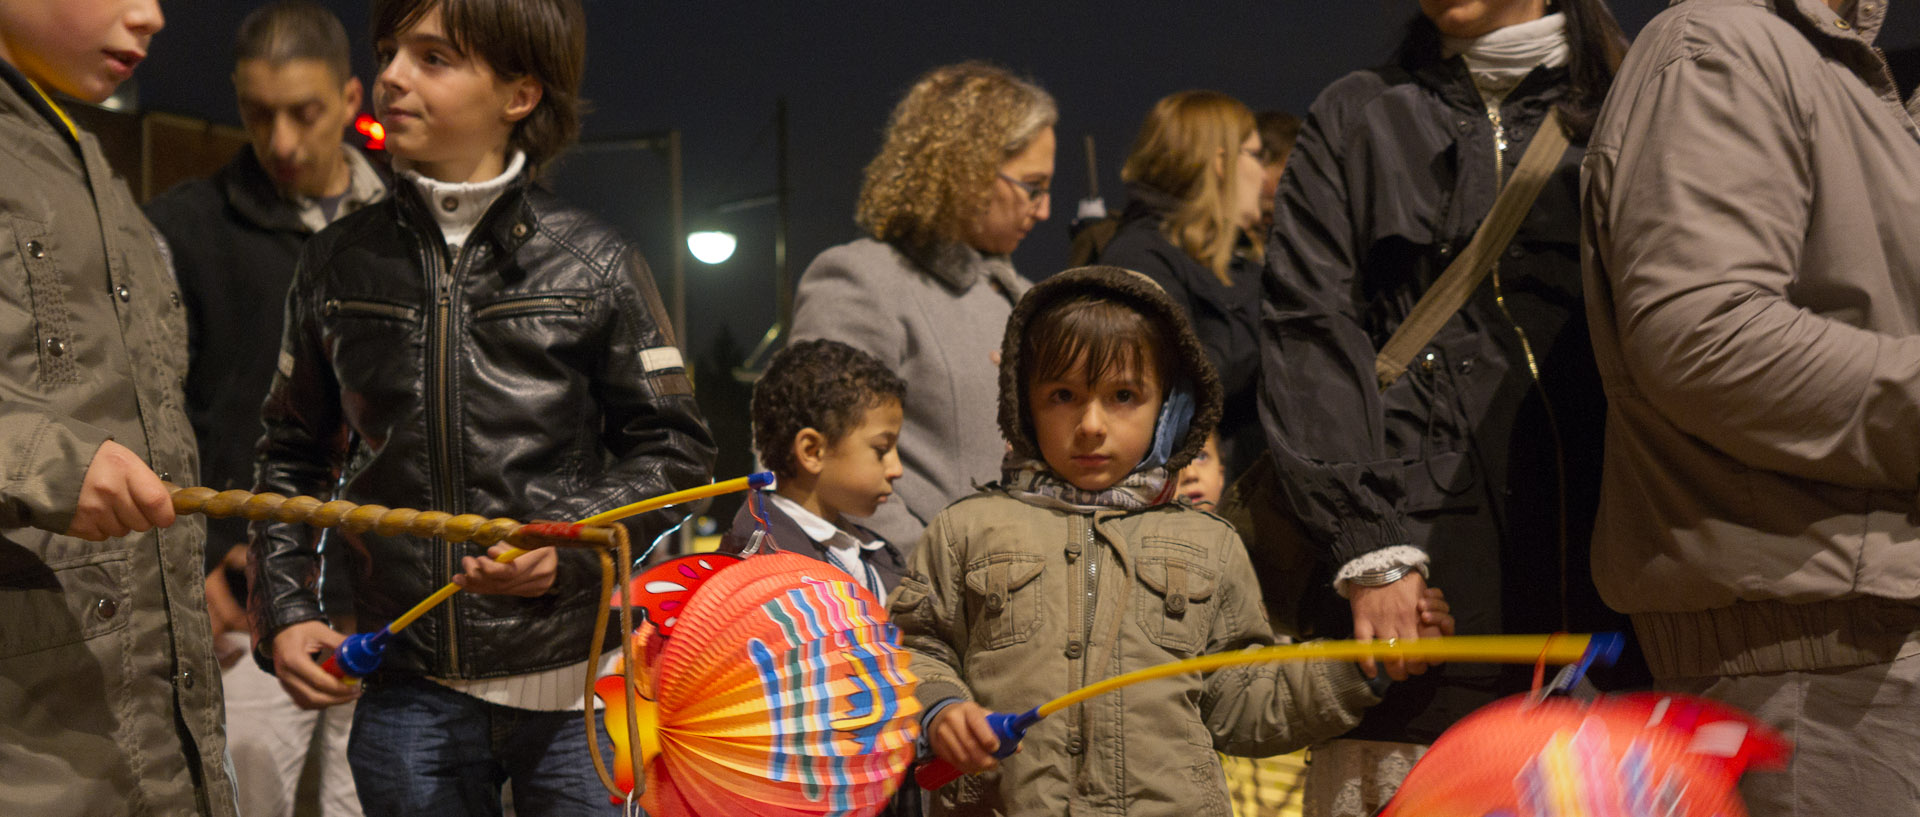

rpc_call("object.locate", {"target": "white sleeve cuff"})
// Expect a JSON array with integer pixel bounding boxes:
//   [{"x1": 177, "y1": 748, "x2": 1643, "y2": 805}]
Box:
[{"x1": 1332, "y1": 546, "x2": 1431, "y2": 599}]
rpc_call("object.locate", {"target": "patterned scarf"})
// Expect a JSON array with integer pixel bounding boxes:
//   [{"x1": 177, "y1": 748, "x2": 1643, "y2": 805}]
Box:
[{"x1": 1000, "y1": 453, "x2": 1176, "y2": 513}]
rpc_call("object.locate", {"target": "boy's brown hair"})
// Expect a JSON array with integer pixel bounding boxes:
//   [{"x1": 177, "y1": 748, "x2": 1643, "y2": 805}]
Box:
[
  {"x1": 371, "y1": 0, "x2": 586, "y2": 172},
  {"x1": 1021, "y1": 296, "x2": 1175, "y2": 396}
]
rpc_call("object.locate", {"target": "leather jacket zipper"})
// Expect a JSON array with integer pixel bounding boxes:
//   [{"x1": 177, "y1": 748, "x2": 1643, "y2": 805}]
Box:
[
  {"x1": 1484, "y1": 100, "x2": 1574, "y2": 630},
  {"x1": 422, "y1": 232, "x2": 464, "y2": 675},
  {"x1": 472, "y1": 295, "x2": 587, "y2": 321},
  {"x1": 323, "y1": 299, "x2": 420, "y2": 322}
]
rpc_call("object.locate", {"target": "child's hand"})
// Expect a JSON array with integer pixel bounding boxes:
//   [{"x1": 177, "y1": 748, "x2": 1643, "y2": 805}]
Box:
[
  {"x1": 453, "y1": 543, "x2": 558, "y2": 597},
  {"x1": 66, "y1": 441, "x2": 175, "y2": 540},
  {"x1": 1418, "y1": 587, "x2": 1454, "y2": 637},
  {"x1": 270, "y1": 619, "x2": 360, "y2": 709},
  {"x1": 930, "y1": 701, "x2": 1003, "y2": 774}
]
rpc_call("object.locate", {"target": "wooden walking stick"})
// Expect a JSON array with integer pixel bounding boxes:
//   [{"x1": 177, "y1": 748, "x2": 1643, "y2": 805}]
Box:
[{"x1": 168, "y1": 473, "x2": 774, "y2": 678}]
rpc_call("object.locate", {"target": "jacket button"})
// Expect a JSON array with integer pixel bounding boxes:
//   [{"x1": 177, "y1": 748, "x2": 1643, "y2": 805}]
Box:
[
  {"x1": 180, "y1": 669, "x2": 195, "y2": 689},
  {"x1": 115, "y1": 284, "x2": 131, "y2": 302},
  {"x1": 158, "y1": 471, "x2": 171, "y2": 483},
  {"x1": 985, "y1": 591, "x2": 1005, "y2": 614},
  {"x1": 1835, "y1": 18, "x2": 1851, "y2": 29},
  {"x1": 441, "y1": 196, "x2": 459, "y2": 212},
  {"x1": 95, "y1": 597, "x2": 118, "y2": 619},
  {"x1": 1065, "y1": 640, "x2": 1083, "y2": 659},
  {"x1": 1419, "y1": 351, "x2": 1437, "y2": 373},
  {"x1": 46, "y1": 338, "x2": 66, "y2": 357},
  {"x1": 25, "y1": 240, "x2": 44, "y2": 258},
  {"x1": 1066, "y1": 738, "x2": 1084, "y2": 755},
  {"x1": 512, "y1": 223, "x2": 529, "y2": 239},
  {"x1": 1167, "y1": 594, "x2": 1187, "y2": 616},
  {"x1": 170, "y1": 292, "x2": 181, "y2": 307},
  {"x1": 1457, "y1": 358, "x2": 1475, "y2": 374}
]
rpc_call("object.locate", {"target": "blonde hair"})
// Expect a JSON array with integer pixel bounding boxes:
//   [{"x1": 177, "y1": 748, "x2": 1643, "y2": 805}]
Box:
[
  {"x1": 1120, "y1": 91, "x2": 1259, "y2": 285},
  {"x1": 855, "y1": 62, "x2": 1057, "y2": 257}
]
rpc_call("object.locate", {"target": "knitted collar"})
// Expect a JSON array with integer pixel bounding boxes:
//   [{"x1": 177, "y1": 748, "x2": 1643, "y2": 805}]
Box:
[{"x1": 396, "y1": 150, "x2": 526, "y2": 251}]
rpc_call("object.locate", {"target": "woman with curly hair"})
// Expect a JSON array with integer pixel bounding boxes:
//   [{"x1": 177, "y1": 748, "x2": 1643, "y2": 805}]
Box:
[
  {"x1": 1099, "y1": 90, "x2": 1268, "y2": 484},
  {"x1": 791, "y1": 60, "x2": 1056, "y2": 549}
]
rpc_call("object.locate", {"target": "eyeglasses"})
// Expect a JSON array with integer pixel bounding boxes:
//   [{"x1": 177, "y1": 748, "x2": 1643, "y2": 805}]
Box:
[{"x1": 998, "y1": 172, "x2": 1052, "y2": 205}]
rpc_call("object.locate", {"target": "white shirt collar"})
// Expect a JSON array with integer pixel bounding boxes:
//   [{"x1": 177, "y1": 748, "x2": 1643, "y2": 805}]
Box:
[{"x1": 766, "y1": 492, "x2": 885, "y2": 552}]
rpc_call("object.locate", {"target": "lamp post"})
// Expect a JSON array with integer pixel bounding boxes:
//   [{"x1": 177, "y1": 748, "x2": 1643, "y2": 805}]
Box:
[{"x1": 685, "y1": 97, "x2": 790, "y2": 381}]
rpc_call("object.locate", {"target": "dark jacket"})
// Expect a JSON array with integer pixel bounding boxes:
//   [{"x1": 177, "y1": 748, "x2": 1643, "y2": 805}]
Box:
[
  {"x1": 144, "y1": 147, "x2": 385, "y2": 606},
  {"x1": 250, "y1": 175, "x2": 716, "y2": 679},
  {"x1": 1260, "y1": 21, "x2": 1629, "y2": 742},
  {"x1": 1098, "y1": 190, "x2": 1265, "y2": 481},
  {"x1": 0, "y1": 61, "x2": 233, "y2": 816},
  {"x1": 717, "y1": 491, "x2": 909, "y2": 596}
]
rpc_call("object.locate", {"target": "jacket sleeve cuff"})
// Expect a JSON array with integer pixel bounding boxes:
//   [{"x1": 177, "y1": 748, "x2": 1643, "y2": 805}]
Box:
[
  {"x1": 1332, "y1": 545, "x2": 1431, "y2": 598},
  {"x1": 0, "y1": 409, "x2": 113, "y2": 534},
  {"x1": 915, "y1": 679, "x2": 972, "y2": 711}
]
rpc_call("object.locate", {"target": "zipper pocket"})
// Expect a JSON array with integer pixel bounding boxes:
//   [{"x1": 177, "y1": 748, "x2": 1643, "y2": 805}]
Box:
[
  {"x1": 472, "y1": 295, "x2": 589, "y2": 321},
  {"x1": 322, "y1": 298, "x2": 419, "y2": 322}
]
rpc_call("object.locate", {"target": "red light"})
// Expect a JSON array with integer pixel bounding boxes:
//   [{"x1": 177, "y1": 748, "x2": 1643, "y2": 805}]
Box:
[{"x1": 354, "y1": 114, "x2": 385, "y2": 151}]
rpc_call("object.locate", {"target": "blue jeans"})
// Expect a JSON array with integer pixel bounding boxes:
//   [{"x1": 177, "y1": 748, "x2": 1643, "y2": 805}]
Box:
[{"x1": 347, "y1": 675, "x2": 621, "y2": 817}]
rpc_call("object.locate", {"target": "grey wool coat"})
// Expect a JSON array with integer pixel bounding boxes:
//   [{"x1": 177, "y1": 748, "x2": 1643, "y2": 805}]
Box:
[{"x1": 791, "y1": 237, "x2": 1029, "y2": 549}]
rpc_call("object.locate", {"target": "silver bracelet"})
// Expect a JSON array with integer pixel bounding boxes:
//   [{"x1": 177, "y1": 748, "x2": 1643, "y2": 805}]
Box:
[{"x1": 1346, "y1": 564, "x2": 1414, "y2": 587}]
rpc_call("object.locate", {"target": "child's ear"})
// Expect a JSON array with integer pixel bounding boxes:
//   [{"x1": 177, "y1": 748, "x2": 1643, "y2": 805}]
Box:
[
  {"x1": 792, "y1": 429, "x2": 829, "y2": 476},
  {"x1": 501, "y1": 76, "x2": 543, "y2": 124}
]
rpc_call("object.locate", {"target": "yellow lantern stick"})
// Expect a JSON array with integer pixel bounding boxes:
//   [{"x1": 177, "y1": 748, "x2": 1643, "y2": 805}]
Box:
[{"x1": 915, "y1": 632, "x2": 1623, "y2": 790}]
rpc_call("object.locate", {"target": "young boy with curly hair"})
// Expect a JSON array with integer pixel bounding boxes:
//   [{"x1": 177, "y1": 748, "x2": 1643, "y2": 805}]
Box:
[
  {"x1": 895, "y1": 266, "x2": 1449, "y2": 816},
  {"x1": 248, "y1": 0, "x2": 713, "y2": 813},
  {"x1": 720, "y1": 338, "x2": 910, "y2": 603}
]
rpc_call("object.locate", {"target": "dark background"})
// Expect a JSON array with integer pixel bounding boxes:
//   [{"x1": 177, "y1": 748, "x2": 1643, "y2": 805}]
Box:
[{"x1": 127, "y1": 0, "x2": 1920, "y2": 526}]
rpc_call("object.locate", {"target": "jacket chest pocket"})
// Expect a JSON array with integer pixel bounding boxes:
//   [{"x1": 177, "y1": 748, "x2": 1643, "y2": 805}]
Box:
[
  {"x1": 1136, "y1": 543, "x2": 1217, "y2": 655},
  {"x1": 964, "y1": 554, "x2": 1045, "y2": 650},
  {"x1": 470, "y1": 293, "x2": 595, "y2": 358}
]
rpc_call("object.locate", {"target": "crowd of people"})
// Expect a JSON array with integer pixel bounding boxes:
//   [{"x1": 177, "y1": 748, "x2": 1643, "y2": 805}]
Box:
[{"x1": 3, "y1": 0, "x2": 1918, "y2": 816}]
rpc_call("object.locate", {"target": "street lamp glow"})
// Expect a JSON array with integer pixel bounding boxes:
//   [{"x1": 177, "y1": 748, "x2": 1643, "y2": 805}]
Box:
[{"x1": 687, "y1": 230, "x2": 738, "y2": 265}]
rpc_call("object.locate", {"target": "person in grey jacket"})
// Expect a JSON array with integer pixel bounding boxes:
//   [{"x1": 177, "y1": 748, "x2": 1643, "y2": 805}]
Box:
[
  {"x1": 0, "y1": 1, "x2": 236, "y2": 814},
  {"x1": 1583, "y1": 0, "x2": 1920, "y2": 813},
  {"x1": 791, "y1": 61, "x2": 1052, "y2": 549}
]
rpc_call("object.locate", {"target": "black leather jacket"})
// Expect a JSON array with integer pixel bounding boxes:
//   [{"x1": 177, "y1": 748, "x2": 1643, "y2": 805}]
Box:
[{"x1": 250, "y1": 176, "x2": 715, "y2": 679}]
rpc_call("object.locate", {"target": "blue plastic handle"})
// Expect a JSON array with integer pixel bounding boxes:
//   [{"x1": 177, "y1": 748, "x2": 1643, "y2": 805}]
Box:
[
  {"x1": 915, "y1": 707, "x2": 1041, "y2": 790},
  {"x1": 319, "y1": 628, "x2": 390, "y2": 679}
]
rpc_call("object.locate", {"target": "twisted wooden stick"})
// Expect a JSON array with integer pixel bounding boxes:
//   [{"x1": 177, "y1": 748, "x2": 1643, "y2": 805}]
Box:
[{"x1": 165, "y1": 484, "x2": 620, "y2": 548}]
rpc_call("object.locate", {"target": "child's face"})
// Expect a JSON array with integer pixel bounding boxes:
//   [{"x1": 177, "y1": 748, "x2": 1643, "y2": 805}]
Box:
[
  {"x1": 813, "y1": 399, "x2": 904, "y2": 523},
  {"x1": 372, "y1": 4, "x2": 537, "y2": 181},
  {"x1": 1029, "y1": 356, "x2": 1164, "y2": 492},
  {"x1": 1177, "y1": 433, "x2": 1225, "y2": 510},
  {"x1": 0, "y1": 0, "x2": 162, "y2": 104}
]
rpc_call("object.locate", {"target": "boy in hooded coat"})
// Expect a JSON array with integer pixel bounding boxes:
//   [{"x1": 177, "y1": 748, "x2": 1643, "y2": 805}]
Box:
[{"x1": 893, "y1": 266, "x2": 1446, "y2": 816}]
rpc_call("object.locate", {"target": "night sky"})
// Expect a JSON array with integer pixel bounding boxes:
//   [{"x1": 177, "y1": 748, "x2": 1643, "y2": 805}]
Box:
[
  {"x1": 135, "y1": 0, "x2": 1752, "y2": 357},
  {"x1": 130, "y1": 1, "x2": 1920, "y2": 502}
]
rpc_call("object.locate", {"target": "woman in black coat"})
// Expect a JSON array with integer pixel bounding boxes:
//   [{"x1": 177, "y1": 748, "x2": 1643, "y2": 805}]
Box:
[
  {"x1": 1099, "y1": 90, "x2": 1269, "y2": 483},
  {"x1": 1259, "y1": 1, "x2": 1637, "y2": 813}
]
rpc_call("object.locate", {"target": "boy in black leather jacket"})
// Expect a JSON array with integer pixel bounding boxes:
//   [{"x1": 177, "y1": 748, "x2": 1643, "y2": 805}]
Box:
[{"x1": 247, "y1": 1, "x2": 713, "y2": 813}]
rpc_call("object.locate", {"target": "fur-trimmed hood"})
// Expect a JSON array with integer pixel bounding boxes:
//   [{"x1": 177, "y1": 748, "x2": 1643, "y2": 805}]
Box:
[{"x1": 997, "y1": 265, "x2": 1224, "y2": 473}]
